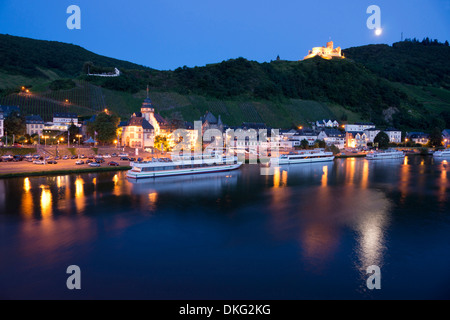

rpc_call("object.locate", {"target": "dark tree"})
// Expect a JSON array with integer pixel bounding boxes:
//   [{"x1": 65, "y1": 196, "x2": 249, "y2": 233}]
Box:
[
  {"x1": 68, "y1": 122, "x2": 80, "y2": 141},
  {"x1": 300, "y1": 139, "x2": 309, "y2": 149},
  {"x1": 4, "y1": 112, "x2": 26, "y2": 136},
  {"x1": 91, "y1": 112, "x2": 120, "y2": 144},
  {"x1": 374, "y1": 131, "x2": 390, "y2": 149},
  {"x1": 428, "y1": 127, "x2": 443, "y2": 148}
]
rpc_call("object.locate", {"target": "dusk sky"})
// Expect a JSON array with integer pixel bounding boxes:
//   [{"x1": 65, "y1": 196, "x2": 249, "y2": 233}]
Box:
[{"x1": 0, "y1": 0, "x2": 449, "y2": 70}]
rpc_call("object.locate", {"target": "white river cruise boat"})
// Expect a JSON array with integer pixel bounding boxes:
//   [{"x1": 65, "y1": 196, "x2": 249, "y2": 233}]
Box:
[
  {"x1": 366, "y1": 149, "x2": 405, "y2": 160},
  {"x1": 433, "y1": 149, "x2": 450, "y2": 158},
  {"x1": 126, "y1": 154, "x2": 242, "y2": 179},
  {"x1": 269, "y1": 149, "x2": 335, "y2": 166}
]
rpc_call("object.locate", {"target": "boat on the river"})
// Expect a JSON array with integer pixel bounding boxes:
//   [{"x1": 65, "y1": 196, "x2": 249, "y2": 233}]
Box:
[
  {"x1": 366, "y1": 149, "x2": 405, "y2": 160},
  {"x1": 269, "y1": 149, "x2": 335, "y2": 166},
  {"x1": 433, "y1": 149, "x2": 450, "y2": 158},
  {"x1": 126, "y1": 153, "x2": 242, "y2": 179}
]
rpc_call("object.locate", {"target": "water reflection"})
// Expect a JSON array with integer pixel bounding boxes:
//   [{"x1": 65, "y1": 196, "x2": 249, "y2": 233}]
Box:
[
  {"x1": 129, "y1": 171, "x2": 240, "y2": 197},
  {"x1": 266, "y1": 160, "x2": 391, "y2": 275},
  {"x1": 75, "y1": 177, "x2": 85, "y2": 213},
  {"x1": 40, "y1": 185, "x2": 53, "y2": 218},
  {"x1": 1, "y1": 157, "x2": 450, "y2": 299}
]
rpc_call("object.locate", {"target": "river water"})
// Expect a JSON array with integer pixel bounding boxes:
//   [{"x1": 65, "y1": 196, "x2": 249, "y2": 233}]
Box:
[{"x1": 0, "y1": 156, "x2": 449, "y2": 299}]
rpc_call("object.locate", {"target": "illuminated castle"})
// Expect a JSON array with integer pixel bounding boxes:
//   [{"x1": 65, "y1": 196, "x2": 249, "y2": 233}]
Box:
[{"x1": 303, "y1": 41, "x2": 345, "y2": 60}]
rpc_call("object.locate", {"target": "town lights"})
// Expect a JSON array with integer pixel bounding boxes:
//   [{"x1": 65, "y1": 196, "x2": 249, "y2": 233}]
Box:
[
  {"x1": 76, "y1": 134, "x2": 82, "y2": 146},
  {"x1": 42, "y1": 135, "x2": 49, "y2": 146}
]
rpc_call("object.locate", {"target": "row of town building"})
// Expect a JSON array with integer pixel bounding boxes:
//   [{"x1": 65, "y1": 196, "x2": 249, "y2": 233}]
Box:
[
  {"x1": 0, "y1": 105, "x2": 79, "y2": 138},
  {"x1": 1, "y1": 101, "x2": 449, "y2": 149}
]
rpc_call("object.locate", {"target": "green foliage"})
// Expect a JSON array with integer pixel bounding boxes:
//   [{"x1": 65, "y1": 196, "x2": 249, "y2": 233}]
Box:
[
  {"x1": 0, "y1": 34, "x2": 148, "y2": 78},
  {"x1": 4, "y1": 112, "x2": 26, "y2": 136},
  {"x1": 90, "y1": 112, "x2": 120, "y2": 144},
  {"x1": 300, "y1": 139, "x2": 309, "y2": 149},
  {"x1": 374, "y1": 131, "x2": 390, "y2": 149},
  {"x1": 49, "y1": 79, "x2": 76, "y2": 91},
  {"x1": 344, "y1": 40, "x2": 450, "y2": 89},
  {"x1": 154, "y1": 135, "x2": 171, "y2": 152},
  {"x1": 428, "y1": 127, "x2": 443, "y2": 148},
  {"x1": 326, "y1": 145, "x2": 341, "y2": 155},
  {"x1": 1, "y1": 34, "x2": 449, "y2": 132},
  {"x1": 0, "y1": 147, "x2": 36, "y2": 156}
]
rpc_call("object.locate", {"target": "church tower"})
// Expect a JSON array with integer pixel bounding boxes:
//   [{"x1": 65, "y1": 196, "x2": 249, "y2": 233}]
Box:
[{"x1": 141, "y1": 86, "x2": 160, "y2": 135}]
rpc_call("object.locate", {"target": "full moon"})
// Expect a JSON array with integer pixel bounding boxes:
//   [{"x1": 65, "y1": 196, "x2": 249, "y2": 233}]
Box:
[{"x1": 375, "y1": 28, "x2": 383, "y2": 36}]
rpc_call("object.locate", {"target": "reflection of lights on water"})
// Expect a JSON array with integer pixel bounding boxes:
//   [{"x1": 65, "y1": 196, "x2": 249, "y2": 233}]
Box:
[
  {"x1": 75, "y1": 178, "x2": 84, "y2": 198},
  {"x1": 75, "y1": 177, "x2": 85, "y2": 213},
  {"x1": 273, "y1": 168, "x2": 280, "y2": 188},
  {"x1": 40, "y1": 185, "x2": 52, "y2": 217},
  {"x1": 321, "y1": 166, "x2": 328, "y2": 188},
  {"x1": 21, "y1": 178, "x2": 33, "y2": 218},
  {"x1": 281, "y1": 170, "x2": 288, "y2": 186},
  {"x1": 24, "y1": 178, "x2": 31, "y2": 192},
  {"x1": 361, "y1": 161, "x2": 369, "y2": 189},
  {"x1": 358, "y1": 214, "x2": 386, "y2": 268},
  {"x1": 403, "y1": 157, "x2": 408, "y2": 166},
  {"x1": 273, "y1": 168, "x2": 288, "y2": 188},
  {"x1": 113, "y1": 175, "x2": 119, "y2": 185}
]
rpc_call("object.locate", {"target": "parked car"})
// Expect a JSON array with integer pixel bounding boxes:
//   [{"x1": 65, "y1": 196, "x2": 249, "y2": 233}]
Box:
[
  {"x1": 118, "y1": 153, "x2": 129, "y2": 157},
  {"x1": 86, "y1": 160, "x2": 93, "y2": 164},
  {"x1": 108, "y1": 161, "x2": 120, "y2": 167},
  {"x1": 47, "y1": 160, "x2": 58, "y2": 164},
  {"x1": 75, "y1": 160, "x2": 85, "y2": 165},
  {"x1": 103, "y1": 154, "x2": 111, "y2": 159},
  {"x1": 129, "y1": 157, "x2": 136, "y2": 162},
  {"x1": 89, "y1": 162, "x2": 101, "y2": 167},
  {"x1": 95, "y1": 158, "x2": 105, "y2": 164},
  {"x1": 13, "y1": 155, "x2": 24, "y2": 162},
  {"x1": 111, "y1": 153, "x2": 118, "y2": 157},
  {"x1": 55, "y1": 156, "x2": 60, "y2": 160},
  {"x1": 71, "y1": 155, "x2": 78, "y2": 159},
  {"x1": 1, "y1": 155, "x2": 13, "y2": 162},
  {"x1": 33, "y1": 160, "x2": 45, "y2": 165},
  {"x1": 80, "y1": 155, "x2": 86, "y2": 159},
  {"x1": 120, "y1": 157, "x2": 129, "y2": 161},
  {"x1": 63, "y1": 156, "x2": 69, "y2": 160}
]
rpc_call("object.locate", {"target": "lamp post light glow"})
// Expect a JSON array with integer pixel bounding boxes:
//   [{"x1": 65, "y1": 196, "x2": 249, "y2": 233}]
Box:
[
  {"x1": 76, "y1": 134, "x2": 82, "y2": 146},
  {"x1": 42, "y1": 135, "x2": 49, "y2": 146}
]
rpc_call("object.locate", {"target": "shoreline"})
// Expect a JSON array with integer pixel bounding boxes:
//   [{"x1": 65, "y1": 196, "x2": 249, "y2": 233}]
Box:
[{"x1": 0, "y1": 166, "x2": 131, "y2": 179}]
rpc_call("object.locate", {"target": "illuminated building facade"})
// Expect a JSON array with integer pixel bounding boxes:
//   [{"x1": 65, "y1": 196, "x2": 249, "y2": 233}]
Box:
[{"x1": 303, "y1": 41, "x2": 345, "y2": 60}]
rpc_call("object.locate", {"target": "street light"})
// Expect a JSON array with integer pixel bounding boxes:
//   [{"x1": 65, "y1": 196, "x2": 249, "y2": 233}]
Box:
[
  {"x1": 42, "y1": 135, "x2": 49, "y2": 146},
  {"x1": 76, "y1": 134, "x2": 82, "y2": 146}
]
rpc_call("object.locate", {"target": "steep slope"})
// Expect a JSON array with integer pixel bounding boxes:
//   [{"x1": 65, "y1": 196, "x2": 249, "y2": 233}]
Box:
[{"x1": 0, "y1": 34, "x2": 449, "y2": 130}]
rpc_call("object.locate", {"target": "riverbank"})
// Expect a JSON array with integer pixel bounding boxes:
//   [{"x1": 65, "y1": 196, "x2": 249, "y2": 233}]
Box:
[{"x1": 0, "y1": 160, "x2": 132, "y2": 179}]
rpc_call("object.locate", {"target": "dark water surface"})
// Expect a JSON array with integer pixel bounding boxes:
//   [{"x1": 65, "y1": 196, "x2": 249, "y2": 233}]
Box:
[{"x1": 0, "y1": 156, "x2": 449, "y2": 299}]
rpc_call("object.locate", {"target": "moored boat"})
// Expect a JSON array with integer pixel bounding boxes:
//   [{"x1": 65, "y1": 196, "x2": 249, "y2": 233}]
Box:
[
  {"x1": 126, "y1": 154, "x2": 242, "y2": 179},
  {"x1": 366, "y1": 149, "x2": 405, "y2": 160},
  {"x1": 433, "y1": 149, "x2": 450, "y2": 157},
  {"x1": 269, "y1": 149, "x2": 335, "y2": 166}
]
